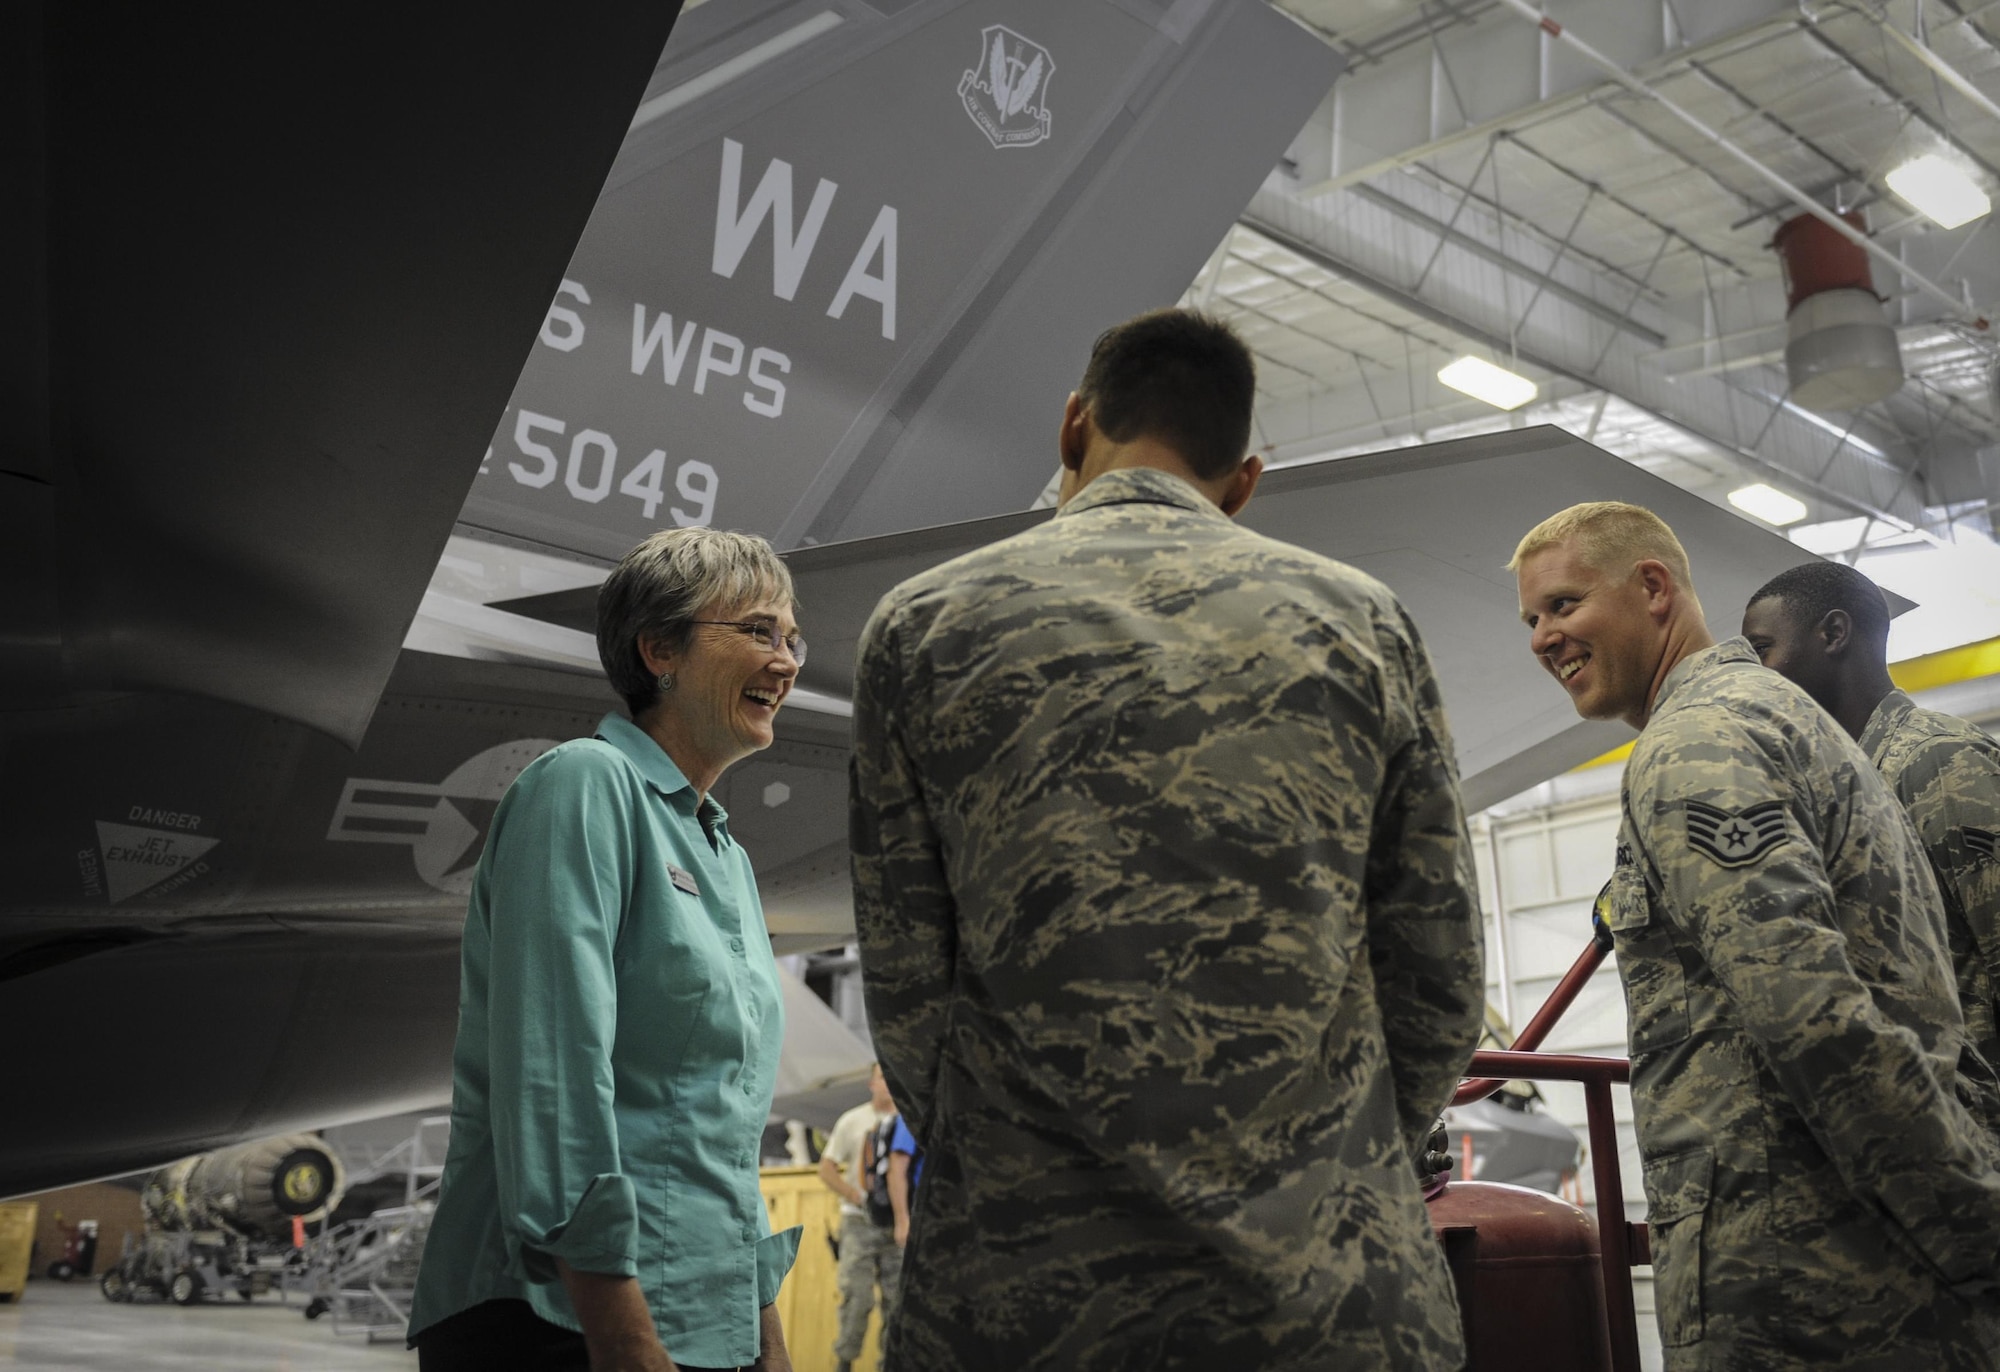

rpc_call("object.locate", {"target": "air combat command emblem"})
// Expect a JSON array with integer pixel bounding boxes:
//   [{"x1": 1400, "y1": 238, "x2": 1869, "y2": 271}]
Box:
[{"x1": 959, "y1": 25, "x2": 1055, "y2": 150}]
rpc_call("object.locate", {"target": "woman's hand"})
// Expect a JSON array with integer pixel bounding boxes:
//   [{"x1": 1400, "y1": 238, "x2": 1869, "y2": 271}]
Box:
[
  {"x1": 753, "y1": 1302, "x2": 792, "y2": 1372},
  {"x1": 557, "y1": 1259, "x2": 678, "y2": 1372}
]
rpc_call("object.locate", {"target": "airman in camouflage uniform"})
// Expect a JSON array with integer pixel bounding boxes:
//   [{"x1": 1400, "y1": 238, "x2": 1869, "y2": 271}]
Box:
[
  {"x1": 850, "y1": 310, "x2": 1485, "y2": 1371},
  {"x1": 1516, "y1": 502, "x2": 2000, "y2": 1370},
  {"x1": 1743, "y1": 561, "x2": 2000, "y2": 1112},
  {"x1": 1864, "y1": 693, "x2": 2000, "y2": 1061}
]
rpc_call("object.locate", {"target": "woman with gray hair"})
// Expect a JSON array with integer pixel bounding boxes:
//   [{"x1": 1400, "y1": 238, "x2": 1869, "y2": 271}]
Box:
[{"x1": 409, "y1": 527, "x2": 807, "y2": 1372}]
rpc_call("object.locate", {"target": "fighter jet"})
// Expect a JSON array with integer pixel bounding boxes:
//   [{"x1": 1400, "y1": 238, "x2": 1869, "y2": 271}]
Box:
[{"x1": 0, "y1": 0, "x2": 1336, "y2": 1195}]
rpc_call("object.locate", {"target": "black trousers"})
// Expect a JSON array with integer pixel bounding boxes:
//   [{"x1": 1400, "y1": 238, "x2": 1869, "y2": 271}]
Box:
[{"x1": 415, "y1": 1298, "x2": 743, "y2": 1372}]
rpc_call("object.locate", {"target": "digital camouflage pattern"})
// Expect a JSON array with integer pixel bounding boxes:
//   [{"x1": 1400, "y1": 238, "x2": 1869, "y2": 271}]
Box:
[
  {"x1": 1613, "y1": 638, "x2": 2000, "y2": 1371},
  {"x1": 1861, "y1": 689, "x2": 2000, "y2": 1102},
  {"x1": 849, "y1": 468, "x2": 1485, "y2": 1371}
]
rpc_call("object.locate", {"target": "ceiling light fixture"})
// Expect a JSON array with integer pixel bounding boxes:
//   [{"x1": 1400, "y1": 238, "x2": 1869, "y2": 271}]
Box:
[
  {"x1": 1437, "y1": 355, "x2": 1537, "y2": 411},
  {"x1": 1728, "y1": 483, "x2": 1809, "y2": 527},
  {"x1": 1885, "y1": 154, "x2": 1991, "y2": 230}
]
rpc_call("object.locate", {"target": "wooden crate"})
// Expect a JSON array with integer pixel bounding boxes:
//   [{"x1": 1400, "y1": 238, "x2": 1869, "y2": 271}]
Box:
[
  {"x1": 0, "y1": 1201, "x2": 39, "y2": 1301},
  {"x1": 761, "y1": 1166, "x2": 883, "y2": 1372}
]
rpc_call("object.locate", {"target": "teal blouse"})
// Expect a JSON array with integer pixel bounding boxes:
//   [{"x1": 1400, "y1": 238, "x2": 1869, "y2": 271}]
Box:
[{"x1": 409, "y1": 714, "x2": 799, "y2": 1366}]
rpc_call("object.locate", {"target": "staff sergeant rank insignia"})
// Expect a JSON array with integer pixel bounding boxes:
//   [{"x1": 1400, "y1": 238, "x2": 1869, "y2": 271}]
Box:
[
  {"x1": 1685, "y1": 798, "x2": 1789, "y2": 867},
  {"x1": 1965, "y1": 826, "x2": 1998, "y2": 861}
]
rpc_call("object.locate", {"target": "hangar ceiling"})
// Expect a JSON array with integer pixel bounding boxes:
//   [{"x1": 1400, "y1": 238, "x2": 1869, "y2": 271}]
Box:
[{"x1": 1199, "y1": 0, "x2": 2000, "y2": 551}]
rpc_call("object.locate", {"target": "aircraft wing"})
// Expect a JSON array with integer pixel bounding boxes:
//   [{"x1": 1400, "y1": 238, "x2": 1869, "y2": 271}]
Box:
[
  {"x1": 0, "y1": 4, "x2": 688, "y2": 1195},
  {"x1": 2, "y1": 5, "x2": 686, "y2": 747},
  {"x1": 452, "y1": 0, "x2": 1340, "y2": 559},
  {"x1": 763, "y1": 424, "x2": 1834, "y2": 814},
  {"x1": 502, "y1": 425, "x2": 1829, "y2": 950}
]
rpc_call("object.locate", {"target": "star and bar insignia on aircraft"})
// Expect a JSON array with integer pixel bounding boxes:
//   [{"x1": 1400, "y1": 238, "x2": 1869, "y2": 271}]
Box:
[
  {"x1": 1965, "y1": 826, "x2": 1999, "y2": 861},
  {"x1": 1685, "y1": 798, "x2": 1790, "y2": 868},
  {"x1": 326, "y1": 738, "x2": 558, "y2": 895}
]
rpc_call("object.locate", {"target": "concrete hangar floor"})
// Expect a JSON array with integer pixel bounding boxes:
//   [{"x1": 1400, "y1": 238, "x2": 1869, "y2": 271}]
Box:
[{"x1": 0, "y1": 1280, "x2": 415, "y2": 1370}]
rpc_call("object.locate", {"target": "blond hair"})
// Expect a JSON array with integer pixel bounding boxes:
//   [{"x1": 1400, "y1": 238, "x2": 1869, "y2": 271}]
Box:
[{"x1": 1509, "y1": 501, "x2": 1697, "y2": 596}]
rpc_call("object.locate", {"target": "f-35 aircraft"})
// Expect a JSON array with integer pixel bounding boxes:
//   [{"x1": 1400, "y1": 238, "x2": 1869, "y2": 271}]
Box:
[
  {"x1": 0, "y1": 0, "x2": 1336, "y2": 1195},
  {"x1": 2, "y1": 0, "x2": 1819, "y2": 1202}
]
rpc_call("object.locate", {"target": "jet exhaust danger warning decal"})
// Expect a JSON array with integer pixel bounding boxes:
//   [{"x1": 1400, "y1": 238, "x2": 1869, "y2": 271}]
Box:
[
  {"x1": 94, "y1": 821, "x2": 220, "y2": 904},
  {"x1": 959, "y1": 25, "x2": 1055, "y2": 149}
]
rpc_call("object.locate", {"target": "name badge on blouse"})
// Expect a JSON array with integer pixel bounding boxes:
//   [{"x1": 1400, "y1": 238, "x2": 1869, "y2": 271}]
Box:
[{"x1": 667, "y1": 864, "x2": 701, "y2": 897}]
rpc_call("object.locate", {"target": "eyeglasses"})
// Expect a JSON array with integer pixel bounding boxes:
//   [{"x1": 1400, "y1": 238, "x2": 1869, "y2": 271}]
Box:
[{"x1": 692, "y1": 620, "x2": 807, "y2": 667}]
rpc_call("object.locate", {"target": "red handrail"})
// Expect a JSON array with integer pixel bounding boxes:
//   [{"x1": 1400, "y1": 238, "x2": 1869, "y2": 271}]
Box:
[
  {"x1": 1449, "y1": 929, "x2": 1641, "y2": 1372},
  {"x1": 1467, "y1": 1048, "x2": 1626, "y2": 1083},
  {"x1": 1453, "y1": 936, "x2": 1609, "y2": 1106}
]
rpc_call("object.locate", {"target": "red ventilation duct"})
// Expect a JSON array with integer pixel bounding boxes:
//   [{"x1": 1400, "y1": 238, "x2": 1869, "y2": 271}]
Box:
[{"x1": 1771, "y1": 211, "x2": 1905, "y2": 413}]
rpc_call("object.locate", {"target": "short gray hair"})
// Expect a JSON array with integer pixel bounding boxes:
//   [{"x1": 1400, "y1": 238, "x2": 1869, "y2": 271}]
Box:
[{"x1": 596, "y1": 528, "x2": 796, "y2": 717}]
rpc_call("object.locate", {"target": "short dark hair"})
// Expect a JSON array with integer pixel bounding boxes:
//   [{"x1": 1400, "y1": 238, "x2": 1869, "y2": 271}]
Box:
[
  {"x1": 1746, "y1": 561, "x2": 1892, "y2": 645},
  {"x1": 1075, "y1": 309, "x2": 1255, "y2": 481}
]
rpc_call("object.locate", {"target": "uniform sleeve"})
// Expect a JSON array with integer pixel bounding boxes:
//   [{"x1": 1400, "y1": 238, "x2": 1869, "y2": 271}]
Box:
[
  {"x1": 1364, "y1": 608, "x2": 1487, "y2": 1158},
  {"x1": 850, "y1": 597, "x2": 957, "y2": 1140},
  {"x1": 483, "y1": 753, "x2": 640, "y2": 1282},
  {"x1": 1628, "y1": 718, "x2": 2000, "y2": 1284},
  {"x1": 1905, "y1": 733, "x2": 2000, "y2": 993}
]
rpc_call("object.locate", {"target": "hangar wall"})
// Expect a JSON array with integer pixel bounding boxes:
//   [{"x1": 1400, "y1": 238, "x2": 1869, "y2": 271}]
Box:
[{"x1": 15, "y1": 1182, "x2": 145, "y2": 1286}]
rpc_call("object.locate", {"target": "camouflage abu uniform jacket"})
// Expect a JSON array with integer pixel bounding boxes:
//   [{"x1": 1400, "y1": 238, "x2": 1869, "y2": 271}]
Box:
[
  {"x1": 849, "y1": 468, "x2": 1484, "y2": 1372},
  {"x1": 1613, "y1": 637, "x2": 2000, "y2": 1370},
  {"x1": 1861, "y1": 689, "x2": 2000, "y2": 1100}
]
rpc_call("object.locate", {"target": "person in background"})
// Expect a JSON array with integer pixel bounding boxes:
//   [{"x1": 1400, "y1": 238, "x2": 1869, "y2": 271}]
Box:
[
  {"x1": 408, "y1": 527, "x2": 807, "y2": 1372},
  {"x1": 818, "y1": 1064, "x2": 901, "y2": 1372},
  {"x1": 849, "y1": 308, "x2": 1484, "y2": 1370},
  {"x1": 1513, "y1": 501, "x2": 2000, "y2": 1369},
  {"x1": 1743, "y1": 560, "x2": 2000, "y2": 1113}
]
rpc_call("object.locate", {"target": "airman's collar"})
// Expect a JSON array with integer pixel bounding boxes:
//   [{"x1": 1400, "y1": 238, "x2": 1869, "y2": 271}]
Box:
[
  {"x1": 1651, "y1": 636, "x2": 1760, "y2": 720},
  {"x1": 1859, "y1": 689, "x2": 1917, "y2": 763},
  {"x1": 1054, "y1": 467, "x2": 1227, "y2": 522}
]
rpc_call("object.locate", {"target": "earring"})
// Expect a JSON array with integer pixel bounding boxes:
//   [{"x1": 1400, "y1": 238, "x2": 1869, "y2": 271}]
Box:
[{"x1": 657, "y1": 671, "x2": 674, "y2": 693}]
